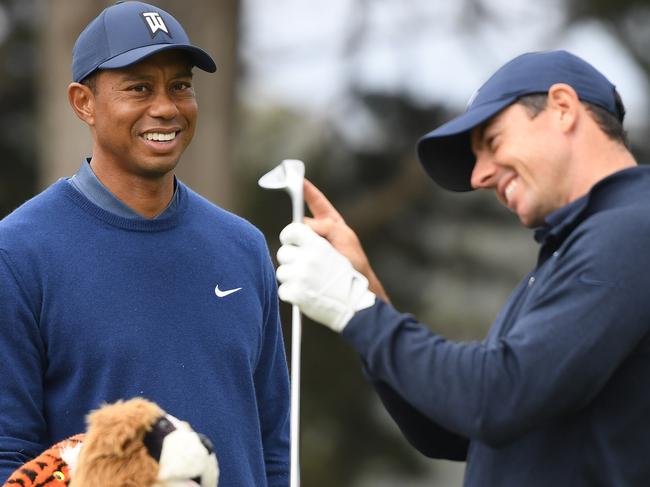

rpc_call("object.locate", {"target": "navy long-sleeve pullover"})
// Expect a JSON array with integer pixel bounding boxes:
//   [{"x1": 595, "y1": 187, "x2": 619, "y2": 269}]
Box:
[{"x1": 344, "y1": 166, "x2": 650, "y2": 486}]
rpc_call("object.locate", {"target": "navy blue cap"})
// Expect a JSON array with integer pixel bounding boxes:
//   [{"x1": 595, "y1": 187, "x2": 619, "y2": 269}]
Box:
[
  {"x1": 72, "y1": 1, "x2": 217, "y2": 83},
  {"x1": 416, "y1": 50, "x2": 624, "y2": 192}
]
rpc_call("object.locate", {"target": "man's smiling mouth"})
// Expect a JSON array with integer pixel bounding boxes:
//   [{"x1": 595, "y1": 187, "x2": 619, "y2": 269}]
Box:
[
  {"x1": 142, "y1": 131, "x2": 178, "y2": 142},
  {"x1": 505, "y1": 178, "x2": 518, "y2": 204}
]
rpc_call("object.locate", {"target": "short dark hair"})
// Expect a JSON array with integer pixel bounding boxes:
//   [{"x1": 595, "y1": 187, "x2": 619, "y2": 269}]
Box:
[
  {"x1": 516, "y1": 92, "x2": 629, "y2": 148},
  {"x1": 80, "y1": 72, "x2": 98, "y2": 93}
]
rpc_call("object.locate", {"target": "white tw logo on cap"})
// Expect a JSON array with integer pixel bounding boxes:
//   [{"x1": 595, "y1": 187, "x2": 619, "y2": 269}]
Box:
[{"x1": 141, "y1": 12, "x2": 170, "y2": 37}]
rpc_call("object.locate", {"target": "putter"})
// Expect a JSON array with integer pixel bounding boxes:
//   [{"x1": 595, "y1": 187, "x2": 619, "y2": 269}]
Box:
[{"x1": 258, "y1": 159, "x2": 305, "y2": 487}]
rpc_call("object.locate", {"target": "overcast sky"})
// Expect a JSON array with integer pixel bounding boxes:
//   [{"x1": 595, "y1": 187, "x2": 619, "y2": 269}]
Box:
[{"x1": 240, "y1": 0, "x2": 649, "y2": 131}]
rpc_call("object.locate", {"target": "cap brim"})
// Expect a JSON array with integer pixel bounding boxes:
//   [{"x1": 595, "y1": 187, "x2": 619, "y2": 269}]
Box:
[
  {"x1": 417, "y1": 97, "x2": 515, "y2": 192},
  {"x1": 99, "y1": 44, "x2": 217, "y2": 73}
]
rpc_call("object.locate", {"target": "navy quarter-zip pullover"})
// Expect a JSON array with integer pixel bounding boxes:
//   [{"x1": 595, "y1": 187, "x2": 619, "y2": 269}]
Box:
[{"x1": 343, "y1": 165, "x2": 650, "y2": 486}]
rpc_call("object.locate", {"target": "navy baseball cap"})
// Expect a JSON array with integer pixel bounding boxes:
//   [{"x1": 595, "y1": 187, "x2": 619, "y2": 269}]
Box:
[
  {"x1": 416, "y1": 50, "x2": 624, "y2": 192},
  {"x1": 72, "y1": 1, "x2": 217, "y2": 83}
]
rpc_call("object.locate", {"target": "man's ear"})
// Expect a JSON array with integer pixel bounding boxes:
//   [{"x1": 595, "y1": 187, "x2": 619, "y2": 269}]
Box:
[
  {"x1": 68, "y1": 83, "x2": 96, "y2": 126},
  {"x1": 547, "y1": 83, "x2": 580, "y2": 133}
]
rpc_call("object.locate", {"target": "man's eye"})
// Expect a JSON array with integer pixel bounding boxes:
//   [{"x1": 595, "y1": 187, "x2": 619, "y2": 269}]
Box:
[
  {"x1": 130, "y1": 85, "x2": 149, "y2": 92},
  {"x1": 486, "y1": 135, "x2": 498, "y2": 152},
  {"x1": 174, "y1": 82, "x2": 192, "y2": 91}
]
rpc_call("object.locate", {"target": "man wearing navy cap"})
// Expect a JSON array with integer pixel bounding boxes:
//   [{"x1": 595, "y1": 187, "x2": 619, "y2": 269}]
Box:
[
  {"x1": 275, "y1": 50, "x2": 650, "y2": 485},
  {"x1": 0, "y1": 2, "x2": 289, "y2": 486}
]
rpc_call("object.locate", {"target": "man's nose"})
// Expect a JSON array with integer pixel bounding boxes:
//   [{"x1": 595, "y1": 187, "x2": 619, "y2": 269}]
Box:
[
  {"x1": 149, "y1": 90, "x2": 179, "y2": 119},
  {"x1": 470, "y1": 153, "x2": 498, "y2": 189}
]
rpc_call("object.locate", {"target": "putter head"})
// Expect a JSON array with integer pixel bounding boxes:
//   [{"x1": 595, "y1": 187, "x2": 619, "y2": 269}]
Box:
[{"x1": 258, "y1": 159, "x2": 305, "y2": 222}]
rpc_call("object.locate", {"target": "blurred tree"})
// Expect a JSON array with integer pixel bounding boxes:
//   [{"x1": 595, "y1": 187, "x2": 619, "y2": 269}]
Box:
[
  {"x1": 37, "y1": 0, "x2": 101, "y2": 189},
  {"x1": 0, "y1": 0, "x2": 38, "y2": 217},
  {"x1": 238, "y1": 100, "x2": 441, "y2": 486},
  {"x1": 566, "y1": 0, "x2": 650, "y2": 162}
]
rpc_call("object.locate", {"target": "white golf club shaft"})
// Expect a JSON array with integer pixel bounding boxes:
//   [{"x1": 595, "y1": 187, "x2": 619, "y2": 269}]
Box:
[
  {"x1": 290, "y1": 304, "x2": 301, "y2": 487},
  {"x1": 257, "y1": 159, "x2": 304, "y2": 487},
  {"x1": 290, "y1": 186, "x2": 304, "y2": 487}
]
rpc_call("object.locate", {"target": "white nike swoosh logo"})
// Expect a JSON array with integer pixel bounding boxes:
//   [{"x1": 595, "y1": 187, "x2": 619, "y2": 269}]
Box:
[{"x1": 214, "y1": 285, "x2": 242, "y2": 298}]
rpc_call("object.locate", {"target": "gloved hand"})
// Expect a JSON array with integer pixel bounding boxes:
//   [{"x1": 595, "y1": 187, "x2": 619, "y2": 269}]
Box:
[{"x1": 277, "y1": 222, "x2": 376, "y2": 332}]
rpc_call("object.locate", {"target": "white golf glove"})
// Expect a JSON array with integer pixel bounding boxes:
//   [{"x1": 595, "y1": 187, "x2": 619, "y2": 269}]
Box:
[{"x1": 277, "y1": 223, "x2": 376, "y2": 332}]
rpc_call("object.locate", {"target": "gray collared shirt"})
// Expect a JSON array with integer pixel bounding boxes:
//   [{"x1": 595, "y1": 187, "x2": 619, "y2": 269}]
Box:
[{"x1": 67, "y1": 158, "x2": 179, "y2": 219}]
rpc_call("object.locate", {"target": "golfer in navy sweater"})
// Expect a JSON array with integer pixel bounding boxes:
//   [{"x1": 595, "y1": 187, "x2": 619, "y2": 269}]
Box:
[
  {"x1": 0, "y1": 2, "x2": 289, "y2": 486},
  {"x1": 276, "y1": 51, "x2": 650, "y2": 485}
]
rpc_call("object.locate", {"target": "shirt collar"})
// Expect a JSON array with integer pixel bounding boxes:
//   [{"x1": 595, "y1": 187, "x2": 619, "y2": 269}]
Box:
[
  {"x1": 533, "y1": 165, "x2": 648, "y2": 246},
  {"x1": 68, "y1": 158, "x2": 179, "y2": 220},
  {"x1": 534, "y1": 195, "x2": 588, "y2": 244}
]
